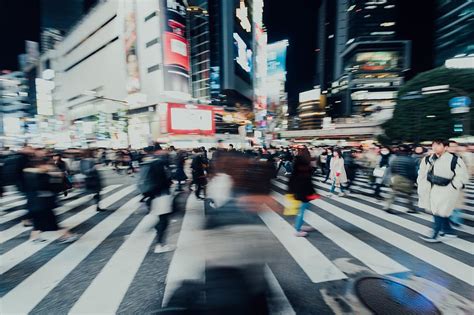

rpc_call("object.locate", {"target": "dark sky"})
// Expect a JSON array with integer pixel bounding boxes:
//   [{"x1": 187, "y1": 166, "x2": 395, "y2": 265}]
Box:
[
  {"x1": 264, "y1": 0, "x2": 320, "y2": 113},
  {"x1": 0, "y1": 0, "x2": 40, "y2": 71}
]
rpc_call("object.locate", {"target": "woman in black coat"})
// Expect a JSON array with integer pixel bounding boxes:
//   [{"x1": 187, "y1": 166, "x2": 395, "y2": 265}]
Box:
[
  {"x1": 288, "y1": 148, "x2": 317, "y2": 237},
  {"x1": 24, "y1": 158, "x2": 78, "y2": 243}
]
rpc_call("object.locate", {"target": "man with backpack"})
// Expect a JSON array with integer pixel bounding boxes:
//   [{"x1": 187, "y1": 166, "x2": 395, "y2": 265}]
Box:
[{"x1": 418, "y1": 139, "x2": 469, "y2": 242}]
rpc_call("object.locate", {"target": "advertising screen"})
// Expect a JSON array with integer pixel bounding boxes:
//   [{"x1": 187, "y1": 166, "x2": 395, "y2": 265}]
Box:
[
  {"x1": 234, "y1": 0, "x2": 253, "y2": 83},
  {"x1": 353, "y1": 51, "x2": 400, "y2": 71},
  {"x1": 160, "y1": 0, "x2": 191, "y2": 94},
  {"x1": 267, "y1": 40, "x2": 288, "y2": 78},
  {"x1": 124, "y1": 0, "x2": 140, "y2": 94},
  {"x1": 167, "y1": 103, "x2": 215, "y2": 135}
]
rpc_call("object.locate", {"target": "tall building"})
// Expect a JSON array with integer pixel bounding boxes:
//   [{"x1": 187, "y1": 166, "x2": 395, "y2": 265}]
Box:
[
  {"x1": 298, "y1": 88, "x2": 325, "y2": 130},
  {"x1": 434, "y1": 0, "x2": 474, "y2": 66},
  {"x1": 39, "y1": 0, "x2": 101, "y2": 52},
  {"x1": 187, "y1": 2, "x2": 211, "y2": 101},
  {"x1": 319, "y1": 0, "x2": 411, "y2": 119},
  {"x1": 0, "y1": 71, "x2": 33, "y2": 137}
]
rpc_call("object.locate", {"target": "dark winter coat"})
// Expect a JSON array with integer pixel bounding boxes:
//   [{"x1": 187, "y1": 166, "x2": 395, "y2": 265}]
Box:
[{"x1": 288, "y1": 156, "x2": 316, "y2": 202}]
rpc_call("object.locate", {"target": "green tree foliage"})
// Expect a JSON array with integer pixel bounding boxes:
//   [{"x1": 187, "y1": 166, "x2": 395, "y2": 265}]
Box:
[{"x1": 382, "y1": 67, "x2": 474, "y2": 143}]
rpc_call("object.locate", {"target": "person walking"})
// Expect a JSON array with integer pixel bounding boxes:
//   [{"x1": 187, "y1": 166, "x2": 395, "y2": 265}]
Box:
[
  {"x1": 384, "y1": 145, "x2": 418, "y2": 214},
  {"x1": 24, "y1": 155, "x2": 78, "y2": 243},
  {"x1": 174, "y1": 150, "x2": 188, "y2": 191},
  {"x1": 288, "y1": 147, "x2": 317, "y2": 237},
  {"x1": 53, "y1": 153, "x2": 72, "y2": 197},
  {"x1": 418, "y1": 139, "x2": 469, "y2": 242},
  {"x1": 373, "y1": 147, "x2": 392, "y2": 199},
  {"x1": 322, "y1": 148, "x2": 333, "y2": 182},
  {"x1": 80, "y1": 150, "x2": 105, "y2": 212},
  {"x1": 328, "y1": 148, "x2": 347, "y2": 197},
  {"x1": 191, "y1": 148, "x2": 207, "y2": 200}
]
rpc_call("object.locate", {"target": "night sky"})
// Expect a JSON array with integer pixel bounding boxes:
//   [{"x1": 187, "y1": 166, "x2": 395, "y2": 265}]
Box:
[{"x1": 1, "y1": 0, "x2": 434, "y2": 114}]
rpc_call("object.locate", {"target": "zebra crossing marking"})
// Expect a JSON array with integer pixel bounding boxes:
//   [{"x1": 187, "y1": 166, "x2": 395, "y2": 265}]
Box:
[
  {"x1": 162, "y1": 195, "x2": 205, "y2": 307},
  {"x1": 259, "y1": 206, "x2": 347, "y2": 284},
  {"x1": 69, "y1": 211, "x2": 158, "y2": 314},
  {"x1": 0, "y1": 195, "x2": 142, "y2": 314},
  {"x1": 269, "y1": 191, "x2": 410, "y2": 275},
  {"x1": 0, "y1": 185, "x2": 135, "y2": 275},
  {"x1": 311, "y1": 198, "x2": 473, "y2": 285}
]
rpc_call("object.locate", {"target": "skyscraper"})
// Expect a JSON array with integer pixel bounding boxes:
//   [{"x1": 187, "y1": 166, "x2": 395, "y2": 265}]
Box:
[
  {"x1": 434, "y1": 0, "x2": 474, "y2": 66},
  {"x1": 319, "y1": 0, "x2": 411, "y2": 118}
]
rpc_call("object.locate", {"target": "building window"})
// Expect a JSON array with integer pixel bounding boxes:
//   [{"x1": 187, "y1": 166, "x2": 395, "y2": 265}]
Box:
[
  {"x1": 145, "y1": 11, "x2": 157, "y2": 22},
  {"x1": 147, "y1": 64, "x2": 160, "y2": 73},
  {"x1": 146, "y1": 38, "x2": 159, "y2": 48}
]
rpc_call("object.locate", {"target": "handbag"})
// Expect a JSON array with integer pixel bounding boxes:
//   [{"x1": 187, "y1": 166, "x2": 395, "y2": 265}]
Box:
[
  {"x1": 151, "y1": 194, "x2": 173, "y2": 216},
  {"x1": 373, "y1": 167, "x2": 386, "y2": 178},
  {"x1": 307, "y1": 194, "x2": 320, "y2": 201},
  {"x1": 283, "y1": 194, "x2": 300, "y2": 216}
]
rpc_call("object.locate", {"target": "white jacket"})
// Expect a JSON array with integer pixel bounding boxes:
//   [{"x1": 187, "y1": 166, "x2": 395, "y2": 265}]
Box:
[{"x1": 417, "y1": 152, "x2": 469, "y2": 217}]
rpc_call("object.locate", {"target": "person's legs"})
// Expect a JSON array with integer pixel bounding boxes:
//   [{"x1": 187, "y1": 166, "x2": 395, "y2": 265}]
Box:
[
  {"x1": 432, "y1": 215, "x2": 443, "y2": 238},
  {"x1": 442, "y1": 217, "x2": 456, "y2": 235},
  {"x1": 155, "y1": 213, "x2": 174, "y2": 253},
  {"x1": 94, "y1": 191, "x2": 104, "y2": 211},
  {"x1": 295, "y1": 202, "x2": 308, "y2": 232},
  {"x1": 330, "y1": 178, "x2": 336, "y2": 193}
]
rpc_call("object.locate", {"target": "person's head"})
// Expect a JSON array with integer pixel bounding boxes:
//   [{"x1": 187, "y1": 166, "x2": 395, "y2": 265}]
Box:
[
  {"x1": 193, "y1": 148, "x2": 201, "y2": 154},
  {"x1": 380, "y1": 147, "x2": 391, "y2": 156},
  {"x1": 327, "y1": 148, "x2": 333, "y2": 155},
  {"x1": 432, "y1": 139, "x2": 449, "y2": 156},
  {"x1": 397, "y1": 145, "x2": 411, "y2": 155},
  {"x1": 414, "y1": 146, "x2": 424, "y2": 155},
  {"x1": 333, "y1": 148, "x2": 342, "y2": 158},
  {"x1": 229, "y1": 144, "x2": 234, "y2": 150},
  {"x1": 169, "y1": 145, "x2": 176, "y2": 151},
  {"x1": 53, "y1": 153, "x2": 62, "y2": 162}
]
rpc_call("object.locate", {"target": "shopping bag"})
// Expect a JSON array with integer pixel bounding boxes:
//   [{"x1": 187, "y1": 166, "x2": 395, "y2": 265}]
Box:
[
  {"x1": 283, "y1": 194, "x2": 301, "y2": 216},
  {"x1": 151, "y1": 194, "x2": 173, "y2": 216},
  {"x1": 373, "y1": 167, "x2": 386, "y2": 178},
  {"x1": 307, "y1": 194, "x2": 321, "y2": 201}
]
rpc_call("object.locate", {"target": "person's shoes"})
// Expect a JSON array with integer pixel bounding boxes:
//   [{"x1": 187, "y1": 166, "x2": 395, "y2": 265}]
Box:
[
  {"x1": 322, "y1": 180, "x2": 328, "y2": 183},
  {"x1": 64, "y1": 191, "x2": 68, "y2": 197},
  {"x1": 374, "y1": 195, "x2": 383, "y2": 200},
  {"x1": 338, "y1": 193, "x2": 346, "y2": 197},
  {"x1": 301, "y1": 226, "x2": 315, "y2": 232},
  {"x1": 326, "y1": 193, "x2": 333, "y2": 198},
  {"x1": 407, "y1": 209, "x2": 418, "y2": 214},
  {"x1": 31, "y1": 238, "x2": 47, "y2": 243},
  {"x1": 295, "y1": 231, "x2": 308, "y2": 237},
  {"x1": 154, "y1": 244, "x2": 174, "y2": 253},
  {"x1": 59, "y1": 234, "x2": 80, "y2": 244},
  {"x1": 22, "y1": 220, "x2": 33, "y2": 227},
  {"x1": 440, "y1": 233, "x2": 458, "y2": 238},
  {"x1": 419, "y1": 235, "x2": 441, "y2": 243},
  {"x1": 385, "y1": 209, "x2": 398, "y2": 215},
  {"x1": 96, "y1": 207, "x2": 107, "y2": 212},
  {"x1": 284, "y1": 172, "x2": 291, "y2": 176}
]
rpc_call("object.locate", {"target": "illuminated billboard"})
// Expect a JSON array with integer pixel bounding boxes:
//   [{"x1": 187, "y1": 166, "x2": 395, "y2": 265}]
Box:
[
  {"x1": 124, "y1": 0, "x2": 140, "y2": 94},
  {"x1": 234, "y1": 0, "x2": 253, "y2": 84},
  {"x1": 160, "y1": 0, "x2": 191, "y2": 94},
  {"x1": 167, "y1": 103, "x2": 215, "y2": 135},
  {"x1": 267, "y1": 40, "x2": 288, "y2": 78},
  {"x1": 353, "y1": 51, "x2": 400, "y2": 71}
]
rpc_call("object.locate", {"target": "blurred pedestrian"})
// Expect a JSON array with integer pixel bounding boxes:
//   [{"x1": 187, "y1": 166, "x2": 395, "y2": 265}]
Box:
[
  {"x1": 80, "y1": 150, "x2": 105, "y2": 212},
  {"x1": 53, "y1": 153, "x2": 72, "y2": 197},
  {"x1": 322, "y1": 148, "x2": 333, "y2": 182},
  {"x1": 24, "y1": 156, "x2": 78, "y2": 243},
  {"x1": 418, "y1": 139, "x2": 469, "y2": 242},
  {"x1": 288, "y1": 147, "x2": 318, "y2": 237},
  {"x1": 373, "y1": 146, "x2": 392, "y2": 199},
  {"x1": 384, "y1": 145, "x2": 417, "y2": 214},
  {"x1": 191, "y1": 148, "x2": 207, "y2": 200},
  {"x1": 328, "y1": 148, "x2": 347, "y2": 197}
]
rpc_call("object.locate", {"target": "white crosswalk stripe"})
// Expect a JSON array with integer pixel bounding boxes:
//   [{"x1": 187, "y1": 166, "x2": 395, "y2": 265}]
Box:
[
  {"x1": 0, "y1": 185, "x2": 135, "y2": 275},
  {"x1": 1, "y1": 171, "x2": 472, "y2": 314},
  {"x1": 1, "y1": 195, "x2": 141, "y2": 314}
]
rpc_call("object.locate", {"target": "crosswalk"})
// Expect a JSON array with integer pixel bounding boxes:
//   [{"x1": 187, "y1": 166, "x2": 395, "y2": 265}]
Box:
[{"x1": 0, "y1": 172, "x2": 473, "y2": 314}]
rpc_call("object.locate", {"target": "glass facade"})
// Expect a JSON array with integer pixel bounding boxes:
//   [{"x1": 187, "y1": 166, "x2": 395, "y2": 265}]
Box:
[{"x1": 435, "y1": 0, "x2": 474, "y2": 66}]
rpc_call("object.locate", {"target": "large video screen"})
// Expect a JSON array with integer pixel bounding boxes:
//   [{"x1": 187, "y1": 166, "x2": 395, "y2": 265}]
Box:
[
  {"x1": 160, "y1": 0, "x2": 190, "y2": 94},
  {"x1": 353, "y1": 51, "x2": 400, "y2": 71},
  {"x1": 234, "y1": 0, "x2": 253, "y2": 83},
  {"x1": 167, "y1": 103, "x2": 215, "y2": 135}
]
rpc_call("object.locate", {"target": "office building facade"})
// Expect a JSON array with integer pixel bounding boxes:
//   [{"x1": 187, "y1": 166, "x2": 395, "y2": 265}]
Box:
[
  {"x1": 435, "y1": 0, "x2": 474, "y2": 66},
  {"x1": 318, "y1": 0, "x2": 411, "y2": 119}
]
